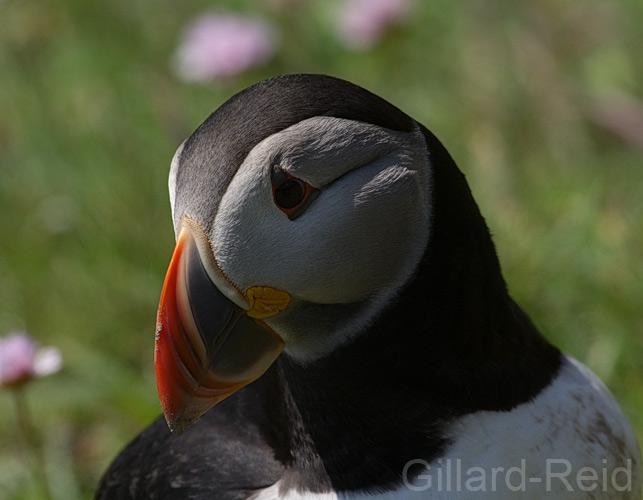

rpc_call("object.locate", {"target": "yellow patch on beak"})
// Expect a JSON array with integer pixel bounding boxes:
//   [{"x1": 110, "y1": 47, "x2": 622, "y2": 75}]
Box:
[{"x1": 246, "y1": 286, "x2": 291, "y2": 319}]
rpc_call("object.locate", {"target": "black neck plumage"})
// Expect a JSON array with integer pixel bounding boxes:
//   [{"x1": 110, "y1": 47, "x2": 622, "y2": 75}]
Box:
[{"x1": 254, "y1": 126, "x2": 561, "y2": 493}]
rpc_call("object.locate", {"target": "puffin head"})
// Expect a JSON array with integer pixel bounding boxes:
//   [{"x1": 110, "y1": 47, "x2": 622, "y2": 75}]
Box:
[{"x1": 155, "y1": 74, "x2": 441, "y2": 434}]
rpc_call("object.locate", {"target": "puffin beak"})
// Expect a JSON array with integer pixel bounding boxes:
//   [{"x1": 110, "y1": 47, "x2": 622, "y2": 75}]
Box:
[{"x1": 154, "y1": 219, "x2": 286, "y2": 434}]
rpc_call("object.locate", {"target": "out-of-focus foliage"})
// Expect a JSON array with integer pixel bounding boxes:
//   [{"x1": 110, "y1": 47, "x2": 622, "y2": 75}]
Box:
[{"x1": 0, "y1": 0, "x2": 641, "y2": 498}]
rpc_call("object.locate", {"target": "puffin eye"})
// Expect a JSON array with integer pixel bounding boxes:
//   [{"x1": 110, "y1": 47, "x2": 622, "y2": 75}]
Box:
[
  {"x1": 271, "y1": 166, "x2": 319, "y2": 220},
  {"x1": 275, "y1": 179, "x2": 306, "y2": 209}
]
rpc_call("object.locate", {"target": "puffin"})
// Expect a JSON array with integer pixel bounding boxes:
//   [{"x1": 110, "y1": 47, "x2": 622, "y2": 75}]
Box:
[{"x1": 96, "y1": 74, "x2": 641, "y2": 499}]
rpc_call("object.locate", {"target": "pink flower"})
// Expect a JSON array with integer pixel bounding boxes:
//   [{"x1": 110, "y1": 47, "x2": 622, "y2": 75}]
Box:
[
  {"x1": 336, "y1": 0, "x2": 413, "y2": 50},
  {"x1": 173, "y1": 13, "x2": 278, "y2": 82},
  {"x1": 0, "y1": 333, "x2": 62, "y2": 388}
]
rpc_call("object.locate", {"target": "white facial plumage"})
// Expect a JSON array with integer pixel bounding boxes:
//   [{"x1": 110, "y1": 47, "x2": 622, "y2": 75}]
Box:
[
  {"x1": 168, "y1": 140, "x2": 185, "y2": 225},
  {"x1": 171, "y1": 116, "x2": 432, "y2": 362}
]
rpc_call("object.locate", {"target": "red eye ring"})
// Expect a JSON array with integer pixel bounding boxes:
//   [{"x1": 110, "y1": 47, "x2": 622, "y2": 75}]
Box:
[{"x1": 271, "y1": 166, "x2": 319, "y2": 220}]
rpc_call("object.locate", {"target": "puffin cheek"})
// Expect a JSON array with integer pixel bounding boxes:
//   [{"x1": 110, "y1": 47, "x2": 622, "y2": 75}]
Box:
[
  {"x1": 353, "y1": 175, "x2": 427, "y2": 284},
  {"x1": 293, "y1": 199, "x2": 423, "y2": 303}
]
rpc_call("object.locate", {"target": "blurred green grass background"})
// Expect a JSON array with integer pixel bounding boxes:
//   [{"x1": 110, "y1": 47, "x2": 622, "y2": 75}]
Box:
[{"x1": 0, "y1": 0, "x2": 642, "y2": 498}]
